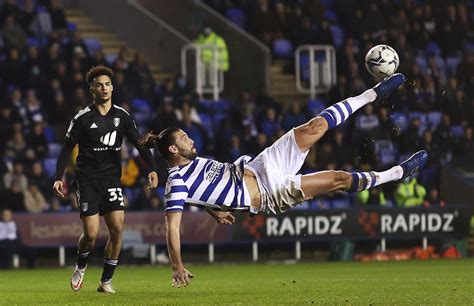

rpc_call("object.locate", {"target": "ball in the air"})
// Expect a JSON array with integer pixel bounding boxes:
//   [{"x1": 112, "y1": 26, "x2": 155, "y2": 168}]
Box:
[{"x1": 365, "y1": 44, "x2": 399, "y2": 80}]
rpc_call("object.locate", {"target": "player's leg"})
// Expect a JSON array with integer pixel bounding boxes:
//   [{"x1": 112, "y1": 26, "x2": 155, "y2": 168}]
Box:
[
  {"x1": 294, "y1": 73, "x2": 405, "y2": 152},
  {"x1": 98, "y1": 210, "x2": 124, "y2": 293},
  {"x1": 71, "y1": 214, "x2": 100, "y2": 291},
  {"x1": 301, "y1": 150, "x2": 428, "y2": 198}
]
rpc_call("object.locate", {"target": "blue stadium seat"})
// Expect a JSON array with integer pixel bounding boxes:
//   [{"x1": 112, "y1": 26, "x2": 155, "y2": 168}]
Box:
[
  {"x1": 299, "y1": 53, "x2": 310, "y2": 81},
  {"x1": 330, "y1": 25, "x2": 344, "y2": 49},
  {"x1": 43, "y1": 125, "x2": 56, "y2": 143},
  {"x1": 48, "y1": 143, "x2": 62, "y2": 159},
  {"x1": 450, "y1": 125, "x2": 464, "y2": 139},
  {"x1": 446, "y1": 56, "x2": 461, "y2": 76},
  {"x1": 324, "y1": 9, "x2": 338, "y2": 23},
  {"x1": 43, "y1": 158, "x2": 57, "y2": 178},
  {"x1": 67, "y1": 22, "x2": 77, "y2": 32},
  {"x1": 427, "y1": 111, "x2": 442, "y2": 131},
  {"x1": 425, "y1": 41, "x2": 442, "y2": 56},
  {"x1": 375, "y1": 139, "x2": 397, "y2": 166},
  {"x1": 210, "y1": 99, "x2": 232, "y2": 114},
  {"x1": 330, "y1": 198, "x2": 351, "y2": 209},
  {"x1": 415, "y1": 56, "x2": 428, "y2": 72},
  {"x1": 84, "y1": 38, "x2": 102, "y2": 54},
  {"x1": 156, "y1": 186, "x2": 165, "y2": 200},
  {"x1": 131, "y1": 98, "x2": 152, "y2": 113},
  {"x1": 390, "y1": 112, "x2": 408, "y2": 132},
  {"x1": 105, "y1": 54, "x2": 118, "y2": 65},
  {"x1": 273, "y1": 39, "x2": 293, "y2": 58},
  {"x1": 27, "y1": 37, "x2": 41, "y2": 48},
  {"x1": 307, "y1": 98, "x2": 326, "y2": 116},
  {"x1": 198, "y1": 112, "x2": 214, "y2": 138},
  {"x1": 225, "y1": 8, "x2": 246, "y2": 29}
]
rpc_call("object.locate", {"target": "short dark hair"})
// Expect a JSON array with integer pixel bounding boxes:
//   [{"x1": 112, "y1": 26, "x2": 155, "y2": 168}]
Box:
[
  {"x1": 139, "y1": 127, "x2": 181, "y2": 161},
  {"x1": 85, "y1": 65, "x2": 114, "y2": 85}
]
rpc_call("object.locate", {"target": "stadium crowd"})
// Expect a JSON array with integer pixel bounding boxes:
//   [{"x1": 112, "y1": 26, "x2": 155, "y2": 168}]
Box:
[{"x1": 0, "y1": 0, "x2": 472, "y2": 213}]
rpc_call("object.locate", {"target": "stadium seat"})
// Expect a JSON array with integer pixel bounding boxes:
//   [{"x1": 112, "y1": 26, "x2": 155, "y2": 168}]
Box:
[
  {"x1": 105, "y1": 53, "x2": 118, "y2": 65},
  {"x1": 131, "y1": 98, "x2": 152, "y2": 113},
  {"x1": 43, "y1": 158, "x2": 57, "y2": 178},
  {"x1": 299, "y1": 53, "x2": 310, "y2": 81},
  {"x1": 324, "y1": 9, "x2": 338, "y2": 23},
  {"x1": 415, "y1": 56, "x2": 428, "y2": 72},
  {"x1": 375, "y1": 139, "x2": 397, "y2": 166},
  {"x1": 446, "y1": 56, "x2": 461, "y2": 76},
  {"x1": 330, "y1": 198, "x2": 351, "y2": 209},
  {"x1": 330, "y1": 25, "x2": 344, "y2": 49},
  {"x1": 425, "y1": 41, "x2": 442, "y2": 56},
  {"x1": 390, "y1": 112, "x2": 409, "y2": 132},
  {"x1": 27, "y1": 37, "x2": 41, "y2": 48},
  {"x1": 307, "y1": 98, "x2": 326, "y2": 116},
  {"x1": 273, "y1": 39, "x2": 293, "y2": 58},
  {"x1": 225, "y1": 8, "x2": 246, "y2": 29},
  {"x1": 427, "y1": 111, "x2": 442, "y2": 131},
  {"x1": 450, "y1": 125, "x2": 464, "y2": 139},
  {"x1": 47, "y1": 143, "x2": 62, "y2": 159},
  {"x1": 83, "y1": 38, "x2": 102, "y2": 54},
  {"x1": 43, "y1": 125, "x2": 56, "y2": 143},
  {"x1": 67, "y1": 22, "x2": 77, "y2": 32},
  {"x1": 198, "y1": 112, "x2": 214, "y2": 138}
]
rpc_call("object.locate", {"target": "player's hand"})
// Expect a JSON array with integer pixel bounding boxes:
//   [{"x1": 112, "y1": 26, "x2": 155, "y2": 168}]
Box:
[
  {"x1": 53, "y1": 180, "x2": 65, "y2": 198},
  {"x1": 148, "y1": 171, "x2": 158, "y2": 189},
  {"x1": 172, "y1": 266, "x2": 194, "y2": 288},
  {"x1": 213, "y1": 211, "x2": 235, "y2": 225}
]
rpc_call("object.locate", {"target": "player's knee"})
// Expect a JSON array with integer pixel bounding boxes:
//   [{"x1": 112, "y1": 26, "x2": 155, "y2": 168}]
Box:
[
  {"x1": 84, "y1": 230, "x2": 99, "y2": 242},
  {"x1": 305, "y1": 117, "x2": 328, "y2": 136},
  {"x1": 108, "y1": 225, "x2": 123, "y2": 241},
  {"x1": 333, "y1": 171, "x2": 351, "y2": 189}
]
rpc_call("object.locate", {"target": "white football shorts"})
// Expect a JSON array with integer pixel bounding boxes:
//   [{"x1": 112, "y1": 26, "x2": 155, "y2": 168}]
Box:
[{"x1": 245, "y1": 129, "x2": 308, "y2": 214}]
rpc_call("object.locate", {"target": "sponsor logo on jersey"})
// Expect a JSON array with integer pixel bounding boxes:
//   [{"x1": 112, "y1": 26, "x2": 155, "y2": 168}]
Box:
[{"x1": 99, "y1": 131, "x2": 117, "y2": 146}]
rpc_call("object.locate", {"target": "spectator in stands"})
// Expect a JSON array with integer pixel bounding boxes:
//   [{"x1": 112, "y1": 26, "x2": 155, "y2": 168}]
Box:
[
  {"x1": 194, "y1": 26, "x2": 230, "y2": 86},
  {"x1": 0, "y1": 209, "x2": 36, "y2": 268},
  {"x1": 250, "y1": 0, "x2": 275, "y2": 45},
  {"x1": 394, "y1": 177, "x2": 427, "y2": 207},
  {"x1": 2, "y1": 15, "x2": 28, "y2": 51},
  {"x1": 29, "y1": 161, "x2": 51, "y2": 200},
  {"x1": 28, "y1": 122, "x2": 48, "y2": 160},
  {"x1": 282, "y1": 103, "x2": 307, "y2": 132},
  {"x1": 120, "y1": 146, "x2": 140, "y2": 189},
  {"x1": 0, "y1": 179, "x2": 26, "y2": 212},
  {"x1": 0, "y1": 105, "x2": 15, "y2": 148},
  {"x1": 332, "y1": 131, "x2": 353, "y2": 170},
  {"x1": 129, "y1": 52, "x2": 155, "y2": 100},
  {"x1": 47, "y1": 0, "x2": 67, "y2": 33},
  {"x1": 3, "y1": 48, "x2": 27, "y2": 89},
  {"x1": 6, "y1": 131, "x2": 29, "y2": 161},
  {"x1": 25, "y1": 46, "x2": 44, "y2": 89},
  {"x1": 3, "y1": 160, "x2": 28, "y2": 192},
  {"x1": 24, "y1": 183, "x2": 48, "y2": 213},
  {"x1": 260, "y1": 107, "x2": 281, "y2": 139},
  {"x1": 355, "y1": 104, "x2": 379, "y2": 134},
  {"x1": 356, "y1": 187, "x2": 387, "y2": 206},
  {"x1": 455, "y1": 126, "x2": 473, "y2": 157},
  {"x1": 423, "y1": 187, "x2": 445, "y2": 207},
  {"x1": 400, "y1": 118, "x2": 422, "y2": 154}
]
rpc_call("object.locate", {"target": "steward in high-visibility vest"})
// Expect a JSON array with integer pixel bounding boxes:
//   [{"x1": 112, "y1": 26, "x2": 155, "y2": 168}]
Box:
[
  {"x1": 394, "y1": 177, "x2": 427, "y2": 207},
  {"x1": 356, "y1": 188, "x2": 387, "y2": 206},
  {"x1": 195, "y1": 27, "x2": 229, "y2": 72}
]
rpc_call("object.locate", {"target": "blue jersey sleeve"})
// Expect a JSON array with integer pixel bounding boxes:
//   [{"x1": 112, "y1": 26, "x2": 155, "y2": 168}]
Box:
[{"x1": 165, "y1": 174, "x2": 188, "y2": 213}]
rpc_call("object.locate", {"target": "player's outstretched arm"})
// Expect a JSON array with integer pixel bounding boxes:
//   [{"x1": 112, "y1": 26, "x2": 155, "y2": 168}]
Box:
[
  {"x1": 166, "y1": 212, "x2": 194, "y2": 287},
  {"x1": 205, "y1": 209, "x2": 235, "y2": 225}
]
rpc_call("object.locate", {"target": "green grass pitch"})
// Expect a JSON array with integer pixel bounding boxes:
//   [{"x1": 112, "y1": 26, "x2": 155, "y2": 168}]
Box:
[{"x1": 0, "y1": 259, "x2": 473, "y2": 305}]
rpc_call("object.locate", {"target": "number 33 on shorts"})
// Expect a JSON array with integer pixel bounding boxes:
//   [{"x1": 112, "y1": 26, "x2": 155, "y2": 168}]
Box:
[{"x1": 108, "y1": 188, "x2": 124, "y2": 206}]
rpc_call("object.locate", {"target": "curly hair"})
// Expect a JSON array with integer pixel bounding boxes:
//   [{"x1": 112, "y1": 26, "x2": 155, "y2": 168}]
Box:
[
  {"x1": 139, "y1": 127, "x2": 181, "y2": 160},
  {"x1": 85, "y1": 65, "x2": 114, "y2": 85}
]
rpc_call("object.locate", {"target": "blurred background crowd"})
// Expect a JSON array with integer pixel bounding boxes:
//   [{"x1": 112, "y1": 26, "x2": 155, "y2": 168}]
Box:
[{"x1": 0, "y1": 0, "x2": 472, "y2": 214}]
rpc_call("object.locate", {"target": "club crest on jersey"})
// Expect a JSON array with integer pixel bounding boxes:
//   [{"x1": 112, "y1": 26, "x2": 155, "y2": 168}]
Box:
[{"x1": 113, "y1": 118, "x2": 120, "y2": 127}]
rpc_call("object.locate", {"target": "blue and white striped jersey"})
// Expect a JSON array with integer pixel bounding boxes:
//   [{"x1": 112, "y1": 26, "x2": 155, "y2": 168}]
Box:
[{"x1": 165, "y1": 156, "x2": 251, "y2": 213}]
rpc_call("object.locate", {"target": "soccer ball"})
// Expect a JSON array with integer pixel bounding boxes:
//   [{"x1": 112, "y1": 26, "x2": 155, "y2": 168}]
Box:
[{"x1": 365, "y1": 44, "x2": 399, "y2": 79}]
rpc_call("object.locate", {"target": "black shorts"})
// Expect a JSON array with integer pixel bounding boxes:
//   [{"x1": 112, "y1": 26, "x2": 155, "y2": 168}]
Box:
[{"x1": 75, "y1": 178, "x2": 125, "y2": 217}]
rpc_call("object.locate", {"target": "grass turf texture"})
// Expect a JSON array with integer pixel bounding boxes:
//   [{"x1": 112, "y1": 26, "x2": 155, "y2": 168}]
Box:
[{"x1": 0, "y1": 259, "x2": 472, "y2": 305}]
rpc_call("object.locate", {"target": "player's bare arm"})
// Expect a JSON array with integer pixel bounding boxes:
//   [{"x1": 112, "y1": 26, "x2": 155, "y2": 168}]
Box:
[{"x1": 166, "y1": 212, "x2": 194, "y2": 287}]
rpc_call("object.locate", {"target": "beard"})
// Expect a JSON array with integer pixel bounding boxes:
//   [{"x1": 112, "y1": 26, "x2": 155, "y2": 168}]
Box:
[{"x1": 179, "y1": 147, "x2": 198, "y2": 160}]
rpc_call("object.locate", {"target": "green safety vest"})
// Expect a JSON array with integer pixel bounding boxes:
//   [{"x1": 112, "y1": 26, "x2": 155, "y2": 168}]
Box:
[
  {"x1": 394, "y1": 178, "x2": 427, "y2": 207},
  {"x1": 356, "y1": 189, "x2": 387, "y2": 206},
  {"x1": 195, "y1": 32, "x2": 229, "y2": 71}
]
